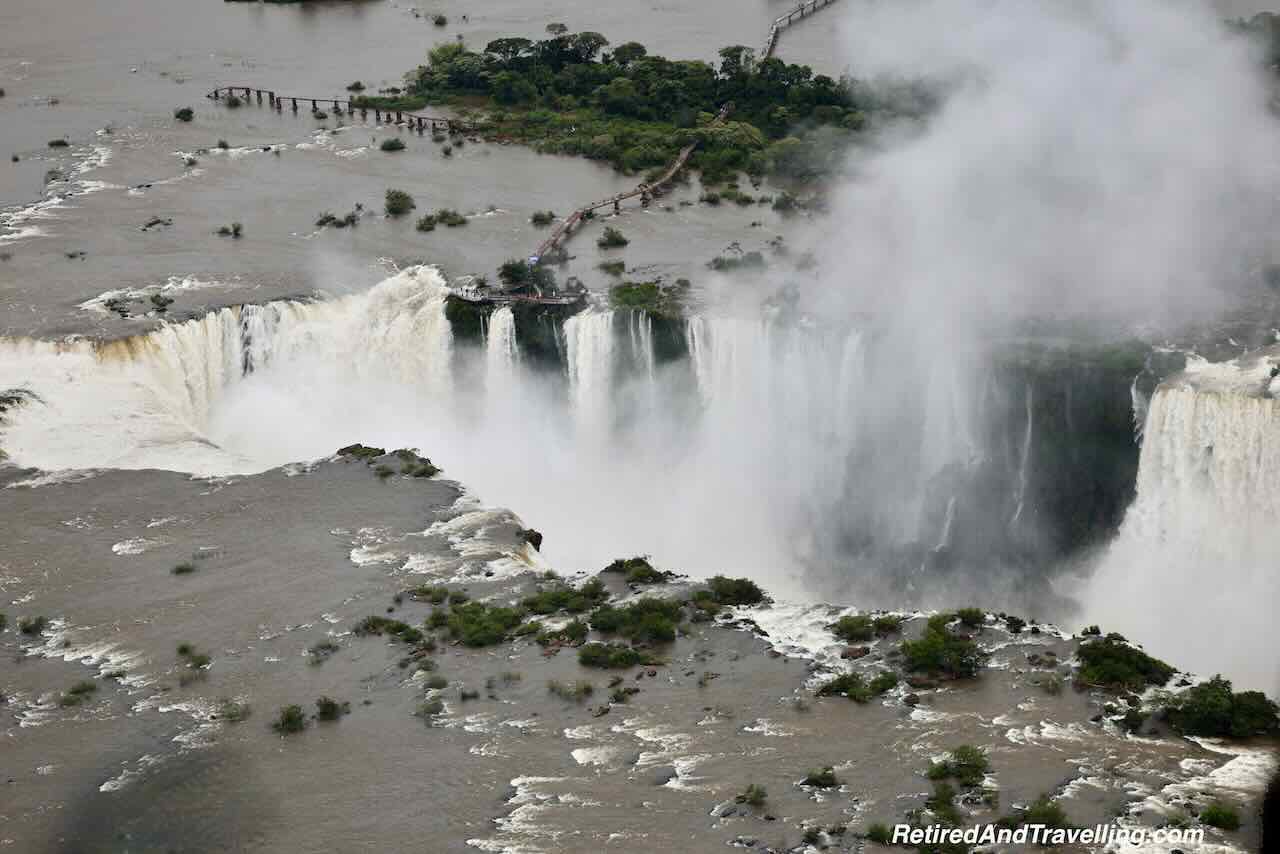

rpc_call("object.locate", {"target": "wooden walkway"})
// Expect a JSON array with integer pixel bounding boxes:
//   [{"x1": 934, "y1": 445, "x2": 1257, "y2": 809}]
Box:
[
  {"x1": 762, "y1": 0, "x2": 842, "y2": 60},
  {"x1": 207, "y1": 86, "x2": 474, "y2": 133},
  {"x1": 530, "y1": 102, "x2": 733, "y2": 264}
]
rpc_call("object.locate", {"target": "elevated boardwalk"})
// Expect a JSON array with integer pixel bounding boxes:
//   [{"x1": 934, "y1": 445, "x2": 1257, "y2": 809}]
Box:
[
  {"x1": 762, "y1": 0, "x2": 842, "y2": 59},
  {"x1": 530, "y1": 102, "x2": 733, "y2": 265},
  {"x1": 207, "y1": 86, "x2": 474, "y2": 133}
]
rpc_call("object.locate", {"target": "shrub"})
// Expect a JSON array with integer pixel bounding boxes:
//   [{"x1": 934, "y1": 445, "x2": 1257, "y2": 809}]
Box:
[
  {"x1": 172, "y1": 562, "x2": 195, "y2": 575},
  {"x1": 216, "y1": 139, "x2": 230, "y2": 149},
  {"x1": 1163, "y1": 675, "x2": 1279, "y2": 738},
  {"x1": 535, "y1": 619, "x2": 589, "y2": 647},
  {"x1": 706, "y1": 575, "x2": 766, "y2": 606},
  {"x1": 417, "y1": 698, "x2": 445, "y2": 718},
  {"x1": 598, "y1": 260, "x2": 626, "y2": 276},
  {"x1": 597, "y1": 226, "x2": 628, "y2": 248},
  {"x1": 18, "y1": 616, "x2": 49, "y2": 636},
  {"x1": 216, "y1": 222, "x2": 243, "y2": 238},
  {"x1": 385, "y1": 188, "x2": 416, "y2": 217},
  {"x1": 174, "y1": 107, "x2": 194, "y2": 122},
  {"x1": 802, "y1": 767, "x2": 839, "y2": 788},
  {"x1": 956, "y1": 607, "x2": 985, "y2": 628},
  {"x1": 830, "y1": 615, "x2": 873, "y2": 643},
  {"x1": 998, "y1": 795, "x2": 1072, "y2": 830},
  {"x1": 308, "y1": 640, "x2": 339, "y2": 664},
  {"x1": 315, "y1": 696, "x2": 350, "y2": 721},
  {"x1": 59, "y1": 681, "x2": 98, "y2": 707},
  {"x1": 736, "y1": 783, "x2": 767, "y2": 807},
  {"x1": 272, "y1": 704, "x2": 307, "y2": 734},
  {"x1": 1199, "y1": 801, "x2": 1240, "y2": 831},
  {"x1": 547, "y1": 679, "x2": 594, "y2": 702},
  {"x1": 353, "y1": 616, "x2": 424, "y2": 645},
  {"x1": 447, "y1": 602, "x2": 525, "y2": 647},
  {"x1": 927, "y1": 781, "x2": 961, "y2": 825},
  {"x1": 873, "y1": 615, "x2": 905, "y2": 635},
  {"x1": 866, "y1": 822, "x2": 893, "y2": 844},
  {"x1": 578, "y1": 642, "x2": 653, "y2": 669},
  {"x1": 1004, "y1": 615, "x2": 1026, "y2": 633},
  {"x1": 1076, "y1": 634, "x2": 1174, "y2": 691},
  {"x1": 346, "y1": 81, "x2": 366, "y2": 92},
  {"x1": 522, "y1": 578, "x2": 607, "y2": 615},
  {"x1": 927, "y1": 745, "x2": 990, "y2": 788},
  {"x1": 530, "y1": 210, "x2": 555, "y2": 226},
  {"x1": 425, "y1": 675, "x2": 448, "y2": 690},
  {"x1": 337, "y1": 443, "x2": 384, "y2": 460},
  {"x1": 433, "y1": 14, "x2": 447, "y2": 26},
  {"x1": 380, "y1": 137, "x2": 406, "y2": 152},
  {"x1": 901, "y1": 615, "x2": 986, "y2": 678},
  {"x1": 588, "y1": 597, "x2": 682, "y2": 644},
  {"x1": 217, "y1": 699, "x2": 250, "y2": 722}
]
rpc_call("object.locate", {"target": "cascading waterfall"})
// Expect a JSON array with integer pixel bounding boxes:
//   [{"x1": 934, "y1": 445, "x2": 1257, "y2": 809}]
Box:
[
  {"x1": 563, "y1": 309, "x2": 616, "y2": 439},
  {"x1": 0, "y1": 266, "x2": 454, "y2": 475},
  {"x1": 484, "y1": 307, "x2": 519, "y2": 389},
  {"x1": 1085, "y1": 349, "x2": 1280, "y2": 691}
]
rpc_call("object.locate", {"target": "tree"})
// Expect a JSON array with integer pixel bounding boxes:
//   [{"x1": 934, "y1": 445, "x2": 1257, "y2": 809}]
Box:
[
  {"x1": 485, "y1": 37, "x2": 533, "y2": 65},
  {"x1": 717, "y1": 45, "x2": 755, "y2": 80},
  {"x1": 568, "y1": 32, "x2": 610, "y2": 63},
  {"x1": 545, "y1": 22, "x2": 568, "y2": 35},
  {"x1": 609, "y1": 41, "x2": 647, "y2": 67},
  {"x1": 493, "y1": 72, "x2": 537, "y2": 105}
]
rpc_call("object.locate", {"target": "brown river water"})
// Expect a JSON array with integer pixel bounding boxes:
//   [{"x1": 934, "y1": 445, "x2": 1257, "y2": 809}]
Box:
[{"x1": 1, "y1": 1, "x2": 1276, "y2": 852}]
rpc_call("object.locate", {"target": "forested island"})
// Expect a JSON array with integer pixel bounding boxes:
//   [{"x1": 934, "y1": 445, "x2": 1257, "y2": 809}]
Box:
[{"x1": 353, "y1": 28, "x2": 931, "y2": 185}]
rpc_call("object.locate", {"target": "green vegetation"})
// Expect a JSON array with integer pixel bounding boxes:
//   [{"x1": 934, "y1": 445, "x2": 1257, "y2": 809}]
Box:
[
  {"x1": 308, "y1": 640, "x2": 339, "y2": 665},
  {"x1": 315, "y1": 696, "x2": 350, "y2": 721},
  {"x1": 353, "y1": 615, "x2": 424, "y2": 645},
  {"x1": 705, "y1": 575, "x2": 766, "y2": 606},
  {"x1": 578, "y1": 641, "x2": 655, "y2": 668},
  {"x1": 830, "y1": 615, "x2": 874, "y2": 643},
  {"x1": 598, "y1": 259, "x2": 626, "y2": 276},
  {"x1": 589, "y1": 597, "x2": 682, "y2": 644},
  {"x1": 927, "y1": 745, "x2": 990, "y2": 788},
  {"x1": 708, "y1": 250, "x2": 765, "y2": 272},
  {"x1": 1076, "y1": 634, "x2": 1173, "y2": 691},
  {"x1": 19, "y1": 616, "x2": 49, "y2": 636},
  {"x1": 1004, "y1": 615, "x2": 1026, "y2": 634},
  {"x1": 801, "y1": 767, "x2": 839, "y2": 788},
  {"x1": 530, "y1": 210, "x2": 556, "y2": 226},
  {"x1": 171, "y1": 562, "x2": 195, "y2": 575},
  {"x1": 522, "y1": 577, "x2": 607, "y2": 614},
  {"x1": 380, "y1": 137, "x2": 406, "y2": 152},
  {"x1": 866, "y1": 822, "x2": 893, "y2": 844},
  {"x1": 1199, "y1": 801, "x2": 1241, "y2": 831},
  {"x1": 1163, "y1": 675, "x2": 1279, "y2": 738},
  {"x1": 347, "y1": 81, "x2": 366, "y2": 92},
  {"x1": 927, "y1": 781, "x2": 962, "y2": 825},
  {"x1": 608, "y1": 281, "x2": 685, "y2": 317},
  {"x1": 817, "y1": 670, "x2": 897, "y2": 703},
  {"x1": 547, "y1": 679, "x2": 594, "y2": 702},
  {"x1": 597, "y1": 226, "x2": 629, "y2": 248},
  {"x1": 174, "y1": 107, "x2": 194, "y2": 122},
  {"x1": 447, "y1": 602, "x2": 525, "y2": 646},
  {"x1": 873, "y1": 614, "x2": 905, "y2": 635},
  {"x1": 59, "y1": 681, "x2": 98, "y2": 707},
  {"x1": 417, "y1": 698, "x2": 445, "y2": 718},
  {"x1": 736, "y1": 783, "x2": 767, "y2": 807},
  {"x1": 956, "y1": 607, "x2": 985, "y2": 628},
  {"x1": 385, "y1": 188, "x2": 416, "y2": 217},
  {"x1": 216, "y1": 222, "x2": 243, "y2": 238},
  {"x1": 272, "y1": 704, "x2": 307, "y2": 734},
  {"x1": 535, "y1": 619, "x2": 589, "y2": 647},
  {"x1": 497, "y1": 258, "x2": 558, "y2": 292},
  {"x1": 399, "y1": 33, "x2": 889, "y2": 183},
  {"x1": 900, "y1": 615, "x2": 986, "y2": 678},
  {"x1": 601, "y1": 556, "x2": 670, "y2": 583},
  {"x1": 416, "y1": 208, "x2": 467, "y2": 231},
  {"x1": 316, "y1": 210, "x2": 360, "y2": 228},
  {"x1": 337, "y1": 443, "x2": 384, "y2": 459},
  {"x1": 217, "y1": 699, "x2": 251, "y2": 723},
  {"x1": 998, "y1": 795, "x2": 1072, "y2": 831}
]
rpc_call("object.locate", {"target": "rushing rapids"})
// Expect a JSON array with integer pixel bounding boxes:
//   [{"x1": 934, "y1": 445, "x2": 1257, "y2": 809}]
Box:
[{"x1": 1, "y1": 267, "x2": 1155, "y2": 604}]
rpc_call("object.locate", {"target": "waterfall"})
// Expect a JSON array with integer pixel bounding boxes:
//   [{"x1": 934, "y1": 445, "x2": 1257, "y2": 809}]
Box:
[
  {"x1": 1009, "y1": 383, "x2": 1034, "y2": 530},
  {"x1": 484, "y1": 307, "x2": 519, "y2": 387},
  {"x1": 563, "y1": 309, "x2": 616, "y2": 438},
  {"x1": 1086, "y1": 348, "x2": 1280, "y2": 691},
  {"x1": 0, "y1": 266, "x2": 453, "y2": 476}
]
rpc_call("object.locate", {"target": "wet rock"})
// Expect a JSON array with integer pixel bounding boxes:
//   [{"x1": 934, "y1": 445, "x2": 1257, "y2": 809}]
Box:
[
  {"x1": 903, "y1": 693, "x2": 920, "y2": 706},
  {"x1": 650, "y1": 765, "x2": 678, "y2": 786},
  {"x1": 730, "y1": 836, "x2": 758, "y2": 847},
  {"x1": 517, "y1": 528, "x2": 543, "y2": 551},
  {"x1": 906, "y1": 675, "x2": 938, "y2": 690},
  {"x1": 711, "y1": 800, "x2": 738, "y2": 818},
  {"x1": 841, "y1": 645, "x2": 870, "y2": 660}
]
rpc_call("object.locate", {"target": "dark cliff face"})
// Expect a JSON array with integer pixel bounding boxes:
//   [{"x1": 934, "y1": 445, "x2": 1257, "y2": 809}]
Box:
[{"x1": 448, "y1": 303, "x2": 1168, "y2": 602}]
